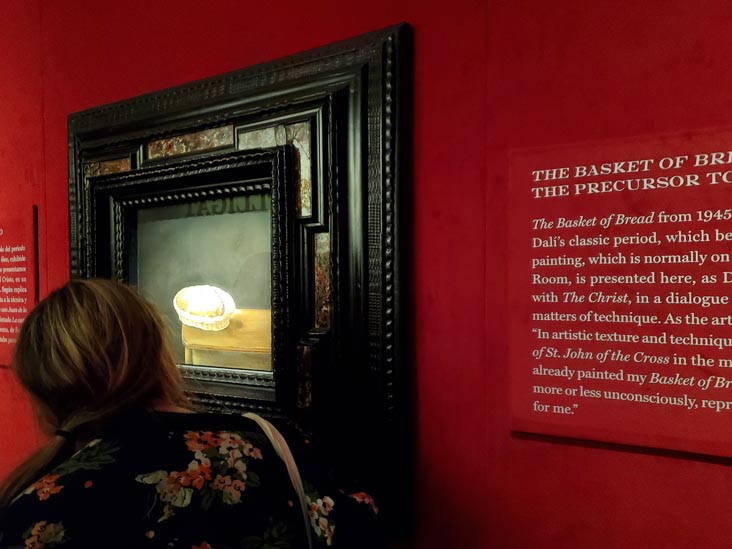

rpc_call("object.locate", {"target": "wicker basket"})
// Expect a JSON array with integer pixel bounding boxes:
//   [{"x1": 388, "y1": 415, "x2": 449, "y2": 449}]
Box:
[{"x1": 173, "y1": 285, "x2": 236, "y2": 332}]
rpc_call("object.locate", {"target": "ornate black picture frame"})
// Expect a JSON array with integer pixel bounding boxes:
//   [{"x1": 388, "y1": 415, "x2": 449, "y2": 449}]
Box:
[{"x1": 68, "y1": 24, "x2": 411, "y2": 529}]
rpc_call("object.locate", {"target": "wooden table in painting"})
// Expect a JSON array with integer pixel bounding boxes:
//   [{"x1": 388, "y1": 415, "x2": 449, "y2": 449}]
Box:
[{"x1": 182, "y1": 308, "x2": 271, "y2": 371}]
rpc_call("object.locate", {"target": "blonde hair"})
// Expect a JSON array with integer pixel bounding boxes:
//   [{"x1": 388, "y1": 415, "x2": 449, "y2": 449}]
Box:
[{"x1": 0, "y1": 278, "x2": 189, "y2": 506}]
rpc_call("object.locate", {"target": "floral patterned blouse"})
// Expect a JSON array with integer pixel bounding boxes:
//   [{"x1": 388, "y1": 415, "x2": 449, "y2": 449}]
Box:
[{"x1": 0, "y1": 411, "x2": 380, "y2": 549}]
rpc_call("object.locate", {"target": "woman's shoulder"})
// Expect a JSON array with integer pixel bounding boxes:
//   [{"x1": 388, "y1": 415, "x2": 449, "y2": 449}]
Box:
[
  {"x1": 15, "y1": 437, "x2": 124, "y2": 505},
  {"x1": 149, "y1": 409, "x2": 266, "y2": 433},
  {"x1": 140, "y1": 411, "x2": 274, "y2": 456}
]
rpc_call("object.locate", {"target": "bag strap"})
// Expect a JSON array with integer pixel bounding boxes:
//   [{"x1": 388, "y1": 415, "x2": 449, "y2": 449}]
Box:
[{"x1": 244, "y1": 412, "x2": 313, "y2": 549}]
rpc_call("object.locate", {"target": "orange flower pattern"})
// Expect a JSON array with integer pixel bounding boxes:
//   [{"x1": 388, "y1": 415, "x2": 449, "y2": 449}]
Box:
[
  {"x1": 136, "y1": 430, "x2": 263, "y2": 522},
  {"x1": 21, "y1": 521, "x2": 67, "y2": 548},
  {"x1": 28, "y1": 474, "x2": 63, "y2": 502},
  {"x1": 20, "y1": 439, "x2": 119, "y2": 504},
  {"x1": 306, "y1": 493, "x2": 336, "y2": 546},
  {"x1": 348, "y1": 492, "x2": 379, "y2": 515}
]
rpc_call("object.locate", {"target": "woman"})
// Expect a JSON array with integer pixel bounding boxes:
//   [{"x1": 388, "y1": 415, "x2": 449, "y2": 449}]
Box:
[{"x1": 0, "y1": 279, "x2": 379, "y2": 549}]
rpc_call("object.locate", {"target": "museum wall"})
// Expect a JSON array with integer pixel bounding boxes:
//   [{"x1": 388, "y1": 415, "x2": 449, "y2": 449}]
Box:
[
  {"x1": 0, "y1": 0, "x2": 47, "y2": 475},
  {"x1": 3, "y1": 0, "x2": 732, "y2": 547},
  {"x1": 484, "y1": 1, "x2": 732, "y2": 547}
]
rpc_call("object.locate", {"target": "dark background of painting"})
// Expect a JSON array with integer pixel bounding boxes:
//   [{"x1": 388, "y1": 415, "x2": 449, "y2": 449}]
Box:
[{"x1": 137, "y1": 201, "x2": 271, "y2": 362}]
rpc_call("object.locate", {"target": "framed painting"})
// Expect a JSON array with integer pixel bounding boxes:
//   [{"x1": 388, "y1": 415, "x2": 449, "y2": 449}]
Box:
[
  {"x1": 83, "y1": 149, "x2": 293, "y2": 405},
  {"x1": 68, "y1": 24, "x2": 411, "y2": 531}
]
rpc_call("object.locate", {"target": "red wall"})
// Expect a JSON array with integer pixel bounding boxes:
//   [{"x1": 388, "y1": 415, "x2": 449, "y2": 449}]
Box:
[
  {"x1": 0, "y1": 0, "x2": 47, "y2": 473},
  {"x1": 484, "y1": 1, "x2": 732, "y2": 547},
  {"x1": 3, "y1": 0, "x2": 732, "y2": 547}
]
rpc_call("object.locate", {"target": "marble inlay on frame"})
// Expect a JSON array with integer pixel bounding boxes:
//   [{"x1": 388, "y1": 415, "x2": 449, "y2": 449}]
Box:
[
  {"x1": 148, "y1": 126, "x2": 234, "y2": 160},
  {"x1": 100, "y1": 157, "x2": 132, "y2": 175},
  {"x1": 314, "y1": 232, "x2": 332, "y2": 329},
  {"x1": 83, "y1": 157, "x2": 132, "y2": 177},
  {"x1": 238, "y1": 127, "x2": 279, "y2": 150},
  {"x1": 238, "y1": 122, "x2": 312, "y2": 218},
  {"x1": 287, "y1": 122, "x2": 312, "y2": 219}
]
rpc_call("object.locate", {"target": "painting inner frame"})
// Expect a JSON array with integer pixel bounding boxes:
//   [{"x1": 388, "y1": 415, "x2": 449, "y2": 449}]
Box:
[{"x1": 83, "y1": 149, "x2": 294, "y2": 406}]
